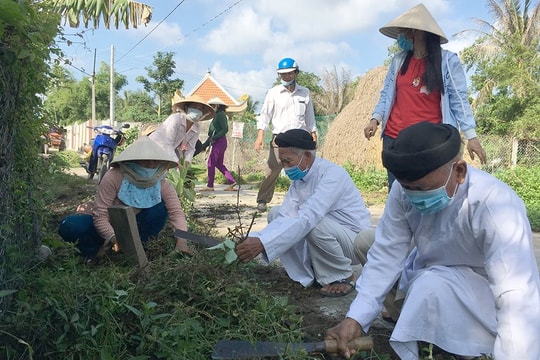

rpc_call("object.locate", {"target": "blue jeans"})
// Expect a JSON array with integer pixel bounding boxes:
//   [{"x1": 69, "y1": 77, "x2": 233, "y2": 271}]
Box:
[{"x1": 58, "y1": 202, "x2": 168, "y2": 257}]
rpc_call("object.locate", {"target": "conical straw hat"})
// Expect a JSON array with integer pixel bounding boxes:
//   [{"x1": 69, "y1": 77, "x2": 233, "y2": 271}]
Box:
[
  {"x1": 171, "y1": 92, "x2": 216, "y2": 121},
  {"x1": 112, "y1": 136, "x2": 178, "y2": 169},
  {"x1": 208, "y1": 96, "x2": 228, "y2": 107},
  {"x1": 379, "y1": 3, "x2": 448, "y2": 44}
]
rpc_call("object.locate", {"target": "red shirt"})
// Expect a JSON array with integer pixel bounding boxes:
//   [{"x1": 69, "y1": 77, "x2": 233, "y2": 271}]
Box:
[{"x1": 384, "y1": 57, "x2": 442, "y2": 138}]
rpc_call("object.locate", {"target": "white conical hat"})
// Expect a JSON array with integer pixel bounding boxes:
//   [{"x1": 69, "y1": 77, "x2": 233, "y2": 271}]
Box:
[
  {"x1": 111, "y1": 136, "x2": 178, "y2": 169},
  {"x1": 207, "y1": 97, "x2": 228, "y2": 107},
  {"x1": 379, "y1": 3, "x2": 448, "y2": 44}
]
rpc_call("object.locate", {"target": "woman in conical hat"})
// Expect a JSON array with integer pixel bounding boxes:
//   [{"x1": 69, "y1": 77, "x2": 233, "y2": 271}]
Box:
[
  {"x1": 199, "y1": 97, "x2": 237, "y2": 192},
  {"x1": 363, "y1": 3, "x2": 486, "y2": 190},
  {"x1": 58, "y1": 136, "x2": 194, "y2": 259},
  {"x1": 149, "y1": 90, "x2": 215, "y2": 169}
]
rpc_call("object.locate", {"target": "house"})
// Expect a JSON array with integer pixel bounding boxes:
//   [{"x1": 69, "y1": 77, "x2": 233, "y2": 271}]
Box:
[{"x1": 186, "y1": 71, "x2": 248, "y2": 114}]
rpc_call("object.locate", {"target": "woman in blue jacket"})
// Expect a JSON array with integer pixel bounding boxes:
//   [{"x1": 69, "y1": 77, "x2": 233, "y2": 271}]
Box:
[{"x1": 364, "y1": 3, "x2": 486, "y2": 189}]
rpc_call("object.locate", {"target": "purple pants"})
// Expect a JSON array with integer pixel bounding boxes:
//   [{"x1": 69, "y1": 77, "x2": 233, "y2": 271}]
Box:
[{"x1": 207, "y1": 136, "x2": 235, "y2": 188}]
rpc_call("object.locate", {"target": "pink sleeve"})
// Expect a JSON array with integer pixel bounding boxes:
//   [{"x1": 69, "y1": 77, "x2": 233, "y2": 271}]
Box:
[{"x1": 92, "y1": 169, "x2": 123, "y2": 240}]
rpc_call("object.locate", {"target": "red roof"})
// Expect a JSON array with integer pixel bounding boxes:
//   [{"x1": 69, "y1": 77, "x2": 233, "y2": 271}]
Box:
[{"x1": 186, "y1": 72, "x2": 240, "y2": 106}]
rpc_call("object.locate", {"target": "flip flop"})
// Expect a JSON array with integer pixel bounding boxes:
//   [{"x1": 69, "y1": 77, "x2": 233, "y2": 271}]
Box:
[{"x1": 319, "y1": 278, "x2": 355, "y2": 297}]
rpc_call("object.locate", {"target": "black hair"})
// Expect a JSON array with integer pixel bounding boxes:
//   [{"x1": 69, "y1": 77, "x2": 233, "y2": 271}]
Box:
[{"x1": 399, "y1": 31, "x2": 444, "y2": 95}]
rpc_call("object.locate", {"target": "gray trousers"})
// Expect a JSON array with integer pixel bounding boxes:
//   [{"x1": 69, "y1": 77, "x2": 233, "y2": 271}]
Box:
[{"x1": 256, "y1": 140, "x2": 282, "y2": 204}]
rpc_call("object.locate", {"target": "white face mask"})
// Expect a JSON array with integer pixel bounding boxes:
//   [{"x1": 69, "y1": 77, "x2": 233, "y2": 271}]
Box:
[{"x1": 186, "y1": 107, "x2": 203, "y2": 122}]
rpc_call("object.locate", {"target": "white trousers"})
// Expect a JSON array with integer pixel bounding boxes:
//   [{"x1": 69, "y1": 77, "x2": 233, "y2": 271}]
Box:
[{"x1": 268, "y1": 206, "x2": 375, "y2": 286}]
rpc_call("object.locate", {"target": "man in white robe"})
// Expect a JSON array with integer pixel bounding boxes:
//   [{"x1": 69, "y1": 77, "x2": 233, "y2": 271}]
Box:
[
  {"x1": 326, "y1": 122, "x2": 540, "y2": 359},
  {"x1": 236, "y1": 129, "x2": 374, "y2": 297}
]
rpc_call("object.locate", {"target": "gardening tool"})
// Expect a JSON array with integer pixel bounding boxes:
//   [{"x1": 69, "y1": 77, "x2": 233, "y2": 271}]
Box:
[
  {"x1": 174, "y1": 229, "x2": 222, "y2": 247},
  {"x1": 211, "y1": 336, "x2": 373, "y2": 359}
]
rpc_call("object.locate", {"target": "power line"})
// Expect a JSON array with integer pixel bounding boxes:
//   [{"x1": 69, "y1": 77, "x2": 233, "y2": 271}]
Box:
[
  {"x1": 116, "y1": 0, "x2": 245, "y2": 64},
  {"x1": 115, "y1": 0, "x2": 187, "y2": 64},
  {"x1": 177, "y1": 0, "x2": 244, "y2": 42}
]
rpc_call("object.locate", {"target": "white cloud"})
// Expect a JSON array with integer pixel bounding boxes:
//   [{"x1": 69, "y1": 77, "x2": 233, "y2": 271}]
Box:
[{"x1": 201, "y1": 7, "x2": 274, "y2": 55}]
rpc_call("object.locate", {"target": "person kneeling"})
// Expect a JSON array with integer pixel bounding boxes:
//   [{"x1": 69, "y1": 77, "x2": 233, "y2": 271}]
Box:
[
  {"x1": 58, "y1": 136, "x2": 193, "y2": 262},
  {"x1": 235, "y1": 129, "x2": 374, "y2": 297}
]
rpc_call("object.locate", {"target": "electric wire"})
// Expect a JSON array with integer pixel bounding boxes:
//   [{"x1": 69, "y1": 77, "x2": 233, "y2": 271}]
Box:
[{"x1": 115, "y1": 0, "x2": 187, "y2": 64}]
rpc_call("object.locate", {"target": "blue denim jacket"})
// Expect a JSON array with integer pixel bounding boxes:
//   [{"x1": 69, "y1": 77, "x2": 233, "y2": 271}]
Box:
[{"x1": 372, "y1": 50, "x2": 478, "y2": 140}]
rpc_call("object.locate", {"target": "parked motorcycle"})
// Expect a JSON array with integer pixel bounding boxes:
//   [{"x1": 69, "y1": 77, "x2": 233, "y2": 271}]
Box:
[
  {"x1": 81, "y1": 123, "x2": 130, "y2": 183},
  {"x1": 41, "y1": 125, "x2": 66, "y2": 154}
]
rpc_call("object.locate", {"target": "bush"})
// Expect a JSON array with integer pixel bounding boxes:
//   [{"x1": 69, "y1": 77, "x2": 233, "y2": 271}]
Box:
[
  {"x1": 342, "y1": 162, "x2": 387, "y2": 193},
  {"x1": 493, "y1": 166, "x2": 540, "y2": 231}
]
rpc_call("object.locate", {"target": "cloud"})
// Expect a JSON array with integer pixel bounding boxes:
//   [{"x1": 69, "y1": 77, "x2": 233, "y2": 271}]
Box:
[{"x1": 201, "y1": 7, "x2": 273, "y2": 55}]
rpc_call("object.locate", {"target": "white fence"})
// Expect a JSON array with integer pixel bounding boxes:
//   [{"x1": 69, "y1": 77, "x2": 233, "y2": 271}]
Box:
[{"x1": 64, "y1": 120, "x2": 139, "y2": 152}]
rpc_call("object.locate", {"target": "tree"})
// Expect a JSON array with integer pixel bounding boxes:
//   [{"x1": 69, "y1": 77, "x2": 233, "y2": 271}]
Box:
[
  {"x1": 117, "y1": 89, "x2": 157, "y2": 122},
  {"x1": 313, "y1": 65, "x2": 355, "y2": 116},
  {"x1": 44, "y1": 62, "x2": 128, "y2": 124},
  {"x1": 49, "y1": 0, "x2": 152, "y2": 30},
  {"x1": 0, "y1": 0, "x2": 62, "y2": 319},
  {"x1": 136, "y1": 51, "x2": 184, "y2": 118},
  {"x1": 459, "y1": 0, "x2": 540, "y2": 136}
]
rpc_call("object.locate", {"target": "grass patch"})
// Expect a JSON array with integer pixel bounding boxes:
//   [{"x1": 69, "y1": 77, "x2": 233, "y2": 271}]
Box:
[{"x1": 1, "y1": 239, "x2": 306, "y2": 359}]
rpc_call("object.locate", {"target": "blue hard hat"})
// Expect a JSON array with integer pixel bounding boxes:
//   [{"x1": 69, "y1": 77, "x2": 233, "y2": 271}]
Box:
[{"x1": 276, "y1": 57, "x2": 298, "y2": 73}]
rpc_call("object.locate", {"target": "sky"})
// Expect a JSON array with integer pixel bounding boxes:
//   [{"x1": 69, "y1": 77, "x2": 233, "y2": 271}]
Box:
[{"x1": 58, "y1": 0, "x2": 494, "y2": 107}]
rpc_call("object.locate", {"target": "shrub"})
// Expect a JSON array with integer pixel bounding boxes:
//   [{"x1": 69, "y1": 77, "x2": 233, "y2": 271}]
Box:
[{"x1": 494, "y1": 166, "x2": 540, "y2": 231}]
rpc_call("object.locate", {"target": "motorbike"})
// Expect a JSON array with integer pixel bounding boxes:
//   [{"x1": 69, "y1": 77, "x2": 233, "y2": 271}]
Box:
[
  {"x1": 41, "y1": 125, "x2": 66, "y2": 154},
  {"x1": 81, "y1": 123, "x2": 130, "y2": 183}
]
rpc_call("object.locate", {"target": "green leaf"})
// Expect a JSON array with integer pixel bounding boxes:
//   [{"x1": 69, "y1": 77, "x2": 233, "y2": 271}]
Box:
[
  {"x1": 0, "y1": 289, "x2": 17, "y2": 297},
  {"x1": 225, "y1": 249, "x2": 238, "y2": 264}
]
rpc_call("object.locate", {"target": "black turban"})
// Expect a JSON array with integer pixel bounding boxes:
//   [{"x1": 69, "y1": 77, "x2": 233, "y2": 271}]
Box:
[
  {"x1": 382, "y1": 122, "x2": 461, "y2": 181},
  {"x1": 274, "y1": 129, "x2": 316, "y2": 150}
]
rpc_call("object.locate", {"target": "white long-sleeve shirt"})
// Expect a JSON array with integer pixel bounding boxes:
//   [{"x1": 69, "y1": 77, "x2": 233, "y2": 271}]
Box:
[
  {"x1": 256, "y1": 83, "x2": 317, "y2": 135},
  {"x1": 347, "y1": 165, "x2": 540, "y2": 359},
  {"x1": 149, "y1": 112, "x2": 200, "y2": 163},
  {"x1": 252, "y1": 157, "x2": 372, "y2": 284}
]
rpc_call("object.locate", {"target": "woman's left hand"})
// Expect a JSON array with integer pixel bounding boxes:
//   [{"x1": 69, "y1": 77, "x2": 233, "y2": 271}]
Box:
[{"x1": 466, "y1": 138, "x2": 487, "y2": 165}]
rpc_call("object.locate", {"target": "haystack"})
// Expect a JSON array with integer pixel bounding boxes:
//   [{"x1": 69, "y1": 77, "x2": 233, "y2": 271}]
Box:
[{"x1": 321, "y1": 66, "x2": 388, "y2": 169}]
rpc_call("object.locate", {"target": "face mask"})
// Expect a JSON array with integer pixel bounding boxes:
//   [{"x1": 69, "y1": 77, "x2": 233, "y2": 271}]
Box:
[
  {"x1": 284, "y1": 154, "x2": 309, "y2": 181},
  {"x1": 402, "y1": 163, "x2": 457, "y2": 214},
  {"x1": 397, "y1": 33, "x2": 414, "y2": 52},
  {"x1": 126, "y1": 162, "x2": 160, "y2": 179},
  {"x1": 186, "y1": 107, "x2": 203, "y2": 121},
  {"x1": 281, "y1": 79, "x2": 295, "y2": 87}
]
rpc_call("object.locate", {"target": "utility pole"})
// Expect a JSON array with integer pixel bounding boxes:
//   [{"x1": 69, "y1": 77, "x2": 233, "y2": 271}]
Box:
[
  {"x1": 91, "y1": 48, "x2": 96, "y2": 125},
  {"x1": 90, "y1": 48, "x2": 96, "y2": 142},
  {"x1": 109, "y1": 45, "x2": 115, "y2": 126}
]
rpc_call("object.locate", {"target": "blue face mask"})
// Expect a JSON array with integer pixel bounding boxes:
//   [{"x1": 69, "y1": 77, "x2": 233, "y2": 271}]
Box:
[
  {"x1": 402, "y1": 163, "x2": 457, "y2": 214},
  {"x1": 397, "y1": 33, "x2": 414, "y2": 52},
  {"x1": 126, "y1": 162, "x2": 160, "y2": 179},
  {"x1": 281, "y1": 79, "x2": 295, "y2": 87},
  {"x1": 284, "y1": 154, "x2": 309, "y2": 181}
]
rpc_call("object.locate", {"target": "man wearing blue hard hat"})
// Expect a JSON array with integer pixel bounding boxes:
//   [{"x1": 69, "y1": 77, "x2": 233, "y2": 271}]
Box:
[{"x1": 254, "y1": 57, "x2": 317, "y2": 212}]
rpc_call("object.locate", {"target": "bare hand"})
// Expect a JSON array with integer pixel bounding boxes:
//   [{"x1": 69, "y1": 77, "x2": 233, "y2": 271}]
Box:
[
  {"x1": 174, "y1": 237, "x2": 195, "y2": 256},
  {"x1": 364, "y1": 119, "x2": 378, "y2": 140},
  {"x1": 235, "y1": 237, "x2": 264, "y2": 262},
  {"x1": 254, "y1": 138, "x2": 264, "y2": 153},
  {"x1": 325, "y1": 318, "x2": 363, "y2": 359},
  {"x1": 467, "y1": 138, "x2": 487, "y2": 165}
]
